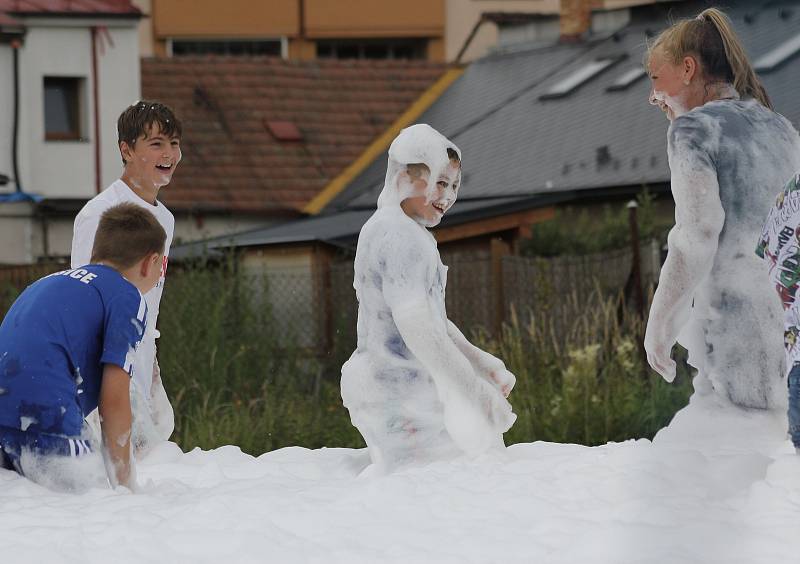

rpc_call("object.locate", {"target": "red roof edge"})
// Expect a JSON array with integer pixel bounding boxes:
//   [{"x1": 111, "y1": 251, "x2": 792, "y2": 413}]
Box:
[{"x1": 0, "y1": 1, "x2": 142, "y2": 18}]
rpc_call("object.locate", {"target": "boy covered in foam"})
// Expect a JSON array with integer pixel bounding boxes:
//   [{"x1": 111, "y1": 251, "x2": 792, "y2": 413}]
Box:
[
  {"x1": 0, "y1": 203, "x2": 166, "y2": 491},
  {"x1": 757, "y1": 172, "x2": 800, "y2": 453},
  {"x1": 341, "y1": 124, "x2": 516, "y2": 473}
]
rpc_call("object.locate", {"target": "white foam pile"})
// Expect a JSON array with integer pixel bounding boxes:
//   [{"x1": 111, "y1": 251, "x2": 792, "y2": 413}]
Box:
[{"x1": 2, "y1": 393, "x2": 798, "y2": 564}]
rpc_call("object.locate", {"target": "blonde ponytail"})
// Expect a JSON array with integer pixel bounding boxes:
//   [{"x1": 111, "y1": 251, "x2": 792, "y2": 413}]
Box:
[
  {"x1": 647, "y1": 8, "x2": 772, "y2": 109},
  {"x1": 698, "y1": 8, "x2": 772, "y2": 109}
]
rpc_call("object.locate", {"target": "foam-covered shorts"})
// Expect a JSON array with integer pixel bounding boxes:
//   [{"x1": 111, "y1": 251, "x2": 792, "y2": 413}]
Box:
[{"x1": 0, "y1": 426, "x2": 93, "y2": 476}]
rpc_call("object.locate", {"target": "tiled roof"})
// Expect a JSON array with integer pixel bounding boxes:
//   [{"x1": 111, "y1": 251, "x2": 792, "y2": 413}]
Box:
[
  {"x1": 141, "y1": 57, "x2": 446, "y2": 214},
  {"x1": 0, "y1": 0, "x2": 140, "y2": 16}
]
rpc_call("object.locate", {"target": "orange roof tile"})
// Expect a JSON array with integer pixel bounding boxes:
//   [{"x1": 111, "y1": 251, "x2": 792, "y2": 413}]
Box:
[
  {"x1": 141, "y1": 56, "x2": 446, "y2": 215},
  {"x1": 0, "y1": 0, "x2": 140, "y2": 15}
]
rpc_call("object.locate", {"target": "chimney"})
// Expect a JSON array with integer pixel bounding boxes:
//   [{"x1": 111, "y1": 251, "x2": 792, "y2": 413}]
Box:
[{"x1": 560, "y1": 0, "x2": 594, "y2": 42}]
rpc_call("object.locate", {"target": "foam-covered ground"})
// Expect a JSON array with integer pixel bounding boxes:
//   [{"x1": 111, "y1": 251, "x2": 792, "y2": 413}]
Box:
[{"x1": 2, "y1": 393, "x2": 799, "y2": 564}]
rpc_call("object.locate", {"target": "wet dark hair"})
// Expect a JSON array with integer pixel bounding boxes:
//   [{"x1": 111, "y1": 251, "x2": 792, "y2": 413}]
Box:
[
  {"x1": 91, "y1": 203, "x2": 167, "y2": 269},
  {"x1": 406, "y1": 147, "x2": 461, "y2": 178},
  {"x1": 446, "y1": 147, "x2": 461, "y2": 165},
  {"x1": 117, "y1": 100, "x2": 183, "y2": 165}
]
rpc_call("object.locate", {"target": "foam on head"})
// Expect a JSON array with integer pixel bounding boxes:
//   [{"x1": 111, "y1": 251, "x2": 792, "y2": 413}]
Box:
[{"x1": 378, "y1": 124, "x2": 461, "y2": 209}]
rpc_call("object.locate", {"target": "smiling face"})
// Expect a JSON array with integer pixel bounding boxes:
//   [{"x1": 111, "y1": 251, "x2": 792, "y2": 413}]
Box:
[
  {"x1": 399, "y1": 160, "x2": 461, "y2": 227},
  {"x1": 646, "y1": 47, "x2": 702, "y2": 121},
  {"x1": 120, "y1": 123, "x2": 182, "y2": 191}
]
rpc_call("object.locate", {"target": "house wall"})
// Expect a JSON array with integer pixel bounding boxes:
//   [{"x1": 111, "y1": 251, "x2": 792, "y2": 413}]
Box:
[
  {"x1": 240, "y1": 245, "x2": 318, "y2": 349},
  {"x1": 15, "y1": 22, "x2": 140, "y2": 200},
  {"x1": 446, "y1": 0, "x2": 663, "y2": 63},
  {"x1": 0, "y1": 17, "x2": 140, "y2": 264},
  {"x1": 132, "y1": 0, "x2": 155, "y2": 57},
  {"x1": 0, "y1": 45, "x2": 13, "y2": 192},
  {"x1": 0, "y1": 203, "x2": 37, "y2": 264},
  {"x1": 144, "y1": 0, "x2": 446, "y2": 60}
]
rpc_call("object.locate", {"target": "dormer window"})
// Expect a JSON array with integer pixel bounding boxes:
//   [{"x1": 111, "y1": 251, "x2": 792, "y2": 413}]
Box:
[
  {"x1": 754, "y1": 34, "x2": 800, "y2": 73},
  {"x1": 606, "y1": 67, "x2": 646, "y2": 91},
  {"x1": 540, "y1": 57, "x2": 621, "y2": 100}
]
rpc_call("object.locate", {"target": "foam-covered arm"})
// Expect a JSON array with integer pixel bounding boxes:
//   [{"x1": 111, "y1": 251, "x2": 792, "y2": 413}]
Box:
[
  {"x1": 645, "y1": 117, "x2": 724, "y2": 382},
  {"x1": 446, "y1": 320, "x2": 515, "y2": 397},
  {"x1": 393, "y1": 300, "x2": 515, "y2": 455}
]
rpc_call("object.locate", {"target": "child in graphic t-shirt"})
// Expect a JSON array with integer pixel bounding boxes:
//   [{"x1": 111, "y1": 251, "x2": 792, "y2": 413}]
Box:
[
  {"x1": 757, "y1": 172, "x2": 800, "y2": 453},
  {"x1": 0, "y1": 203, "x2": 166, "y2": 490},
  {"x1": 71, "y1": 101, "x2": 182, "y2": 454}
]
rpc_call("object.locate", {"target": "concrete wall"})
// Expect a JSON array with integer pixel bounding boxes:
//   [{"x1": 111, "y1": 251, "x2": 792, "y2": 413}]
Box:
[{"x1": 0, "y1": 203, "x2": 37, "y2": 264}]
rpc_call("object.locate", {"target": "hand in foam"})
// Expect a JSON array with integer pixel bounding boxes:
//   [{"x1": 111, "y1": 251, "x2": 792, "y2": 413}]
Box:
[
  {"x1": 644, "y1": 321, "x2": 677, "y2": 383},
  {"x1": 446, "y1": 320, "x2": 516, "y2": 398},
  {"x1": 393, "y1": 301, "x2": 515, "y2": 455}
]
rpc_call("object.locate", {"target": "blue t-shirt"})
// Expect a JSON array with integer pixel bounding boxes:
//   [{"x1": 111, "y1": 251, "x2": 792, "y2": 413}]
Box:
[{"x1": 0, "y1": 265, "x2": 146, "y2": 437}]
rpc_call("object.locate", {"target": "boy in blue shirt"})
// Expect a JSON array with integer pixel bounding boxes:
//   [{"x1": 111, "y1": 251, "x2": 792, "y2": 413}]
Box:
[{"x1": 0, "y1": 203, "x2": 166, "y2": 490}]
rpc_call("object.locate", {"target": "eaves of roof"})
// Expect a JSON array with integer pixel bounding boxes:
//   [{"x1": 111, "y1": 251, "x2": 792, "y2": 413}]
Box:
[{"x1": 171, "y1": 181, "x2": 669, "y2": 258}]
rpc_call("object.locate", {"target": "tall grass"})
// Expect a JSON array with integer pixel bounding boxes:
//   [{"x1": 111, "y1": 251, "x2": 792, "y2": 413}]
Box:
[
  {"x1": 158, "y1": 262, "x2": 692, "y2": 455},
  {"x1": 158, "y1": 261, "x2": 364, "y2": 455},
  {"x1": 475, "y1": 290, "x2": 693, "y2": 446}
]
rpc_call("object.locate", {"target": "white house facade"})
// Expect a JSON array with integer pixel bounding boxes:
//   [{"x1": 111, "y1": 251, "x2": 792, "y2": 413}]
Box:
[{"x1": 0, "y1": 2, "x2": 141, "y2": 264}]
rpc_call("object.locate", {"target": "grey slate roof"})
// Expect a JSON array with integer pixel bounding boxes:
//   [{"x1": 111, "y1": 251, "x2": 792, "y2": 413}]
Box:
[
  {"x1": 172, "y1": 0, "x2": 800, "y2": 256},
  {"x1": 327, "y1": 0, "x2": 800, "y2": 211}
]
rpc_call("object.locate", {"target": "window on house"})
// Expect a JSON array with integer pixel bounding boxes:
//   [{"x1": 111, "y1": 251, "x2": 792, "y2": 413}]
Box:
[
  {"x1": 754, "y1": 34, "x2": 800, "y2": 73},
  {"x1": 171, "y1": 39, "x2": 283, "y2": 57},
  {"x1": 606, "y1": 67, "x2": 646, "y2": 91},
  {"x1": 316, "y1": 39, "x2": 426, "y2": 60},
  {"x1": 44, "y1": 76, "x2": 84, "y2": 141},
  {"x1": 540, "y1": 57, "x2": 621, "y2": 100}
]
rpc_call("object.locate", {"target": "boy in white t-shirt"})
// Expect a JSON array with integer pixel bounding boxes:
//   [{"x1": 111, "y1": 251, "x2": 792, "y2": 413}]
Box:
[
  {"x1": 71, "y1": 100, "x2": 182, "y2": 455},
  {"x1": 757, "y1": 172, "x2": 800, "y2": 454}
]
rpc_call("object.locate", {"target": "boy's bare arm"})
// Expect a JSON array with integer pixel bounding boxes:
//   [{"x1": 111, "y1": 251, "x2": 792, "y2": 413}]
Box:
[
  {"x1": 99, "y1": 364, "x2": 134, "y2": 489},
  {"x1": 446, "y1": 321, "x2": 515, "y2": 397}
]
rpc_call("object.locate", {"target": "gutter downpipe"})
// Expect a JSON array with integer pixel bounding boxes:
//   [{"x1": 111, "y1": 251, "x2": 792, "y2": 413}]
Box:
[
  {"x1": 90, "y1": 26, "x2": 102, "y2": 194},
  {"x1": 11, "y1": 37, "x2": 21, "y2": 193}
]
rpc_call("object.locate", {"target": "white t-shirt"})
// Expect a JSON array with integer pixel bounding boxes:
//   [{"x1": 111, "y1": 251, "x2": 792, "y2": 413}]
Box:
[{"x1": 71, "y1": 179, "x2": 175, "y2": 399}]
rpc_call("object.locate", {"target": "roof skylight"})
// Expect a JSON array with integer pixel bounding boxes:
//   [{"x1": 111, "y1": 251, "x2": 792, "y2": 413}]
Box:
[
  {"x1": 754, "y1": 34, "x2": 800, "y2": 73},
  {"x1": 606, "y1": 67, "x2": 646, "y2": 91},
  {"x1": 540, "y1": 57, "x2": 619, "y2": 100}
]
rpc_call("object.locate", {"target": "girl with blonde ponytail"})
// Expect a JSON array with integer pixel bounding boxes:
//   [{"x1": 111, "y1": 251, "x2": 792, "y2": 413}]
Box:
[{"x1": 643, "y1": 7, "x2": 800, "y2": 410}]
